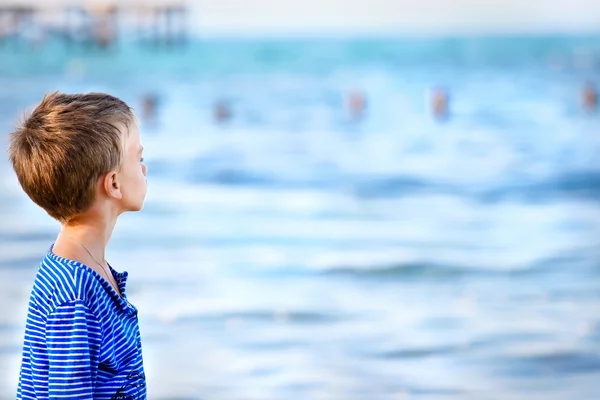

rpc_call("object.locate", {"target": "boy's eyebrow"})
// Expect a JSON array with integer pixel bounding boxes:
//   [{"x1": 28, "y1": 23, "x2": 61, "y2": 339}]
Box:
[{"x1": 139, "y1": 146, "x2": 144, "y2": 153}]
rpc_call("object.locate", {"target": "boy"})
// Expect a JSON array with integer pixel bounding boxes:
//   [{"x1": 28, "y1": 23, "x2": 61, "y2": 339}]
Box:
[{"x1": 9, "y1": 92, "x2": 148, "y2": 399}]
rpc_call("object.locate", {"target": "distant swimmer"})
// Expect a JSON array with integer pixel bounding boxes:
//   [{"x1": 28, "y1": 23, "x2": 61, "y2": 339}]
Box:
[
  {"x1": 430, "y1": 86, "x2": 449, "y2": 120},
  {"x1": 581, "y1": 81, "x2": 597, "y2": 112},
  {"x1": 0, "y1": 25, "x2": 7, "y2": 45},
  {"x1": 346, "y1": 90, "x2": 367, "y2": 120},
  {"x1": 141, "y1": 93, "x2": 158, "y2": 124},
  {"x1": 213, "y1": 100, "x2": 231, "y2": 123}
]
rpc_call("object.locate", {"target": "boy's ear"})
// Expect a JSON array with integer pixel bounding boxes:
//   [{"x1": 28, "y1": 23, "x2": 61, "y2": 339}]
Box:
[{"x1": 103, "y1": 171, "x2": 123, "y2": 200}]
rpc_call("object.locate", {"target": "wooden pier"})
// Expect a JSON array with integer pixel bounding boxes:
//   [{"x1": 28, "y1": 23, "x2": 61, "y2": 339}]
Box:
[{"x1": 0, "y1": 0, "x2": 188, "y2": 50}]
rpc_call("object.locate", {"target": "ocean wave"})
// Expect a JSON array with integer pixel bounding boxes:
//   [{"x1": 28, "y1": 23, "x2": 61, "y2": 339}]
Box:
[
  {"x1": 188, "y1": 168, "x2": 279, "y2": 187},
  {"x1": 179, "y1": 168, "x2": 600, "y2": 205},
  {"x1": 152, "y1": 306, "x2": 343, "y2": 326},
  {"x1": 496, "y1": 351, "x2": 600, "y2": 377},
  {"x1": 352, "y1": 176, "x2": 436, "y2": 198},
  {"x1": 377, "y1": 344, "x2": 464, "y2": 359},
  {"x1": 0, "y1": 232, "x2": 55, "y2": 242},
  {"x1": 320, "y1": 262, "x2": 540, "y2": 280},
  {"x1": 356, "y1": 170, "x2": 600, "y2": 203},
  {"x1": 374, "y1": 331, "x2": 556, "y2": 361},
  {"x1": 479, "y1": 171, "x2": 600, "y2": 203},
  {"x1": 0, "y1": 256, "x2": 43, "y2": 269}
]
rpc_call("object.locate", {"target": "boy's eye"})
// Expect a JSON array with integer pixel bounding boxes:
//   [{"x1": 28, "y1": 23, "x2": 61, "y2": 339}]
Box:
[{"x1": 140, "y1": 157, "x2": 144, "y2": 162}]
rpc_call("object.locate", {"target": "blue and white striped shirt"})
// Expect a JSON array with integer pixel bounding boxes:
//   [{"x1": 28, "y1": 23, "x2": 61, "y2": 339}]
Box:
[{"x1": 17, "y1": 246, "x2": 146, "y2": 400}]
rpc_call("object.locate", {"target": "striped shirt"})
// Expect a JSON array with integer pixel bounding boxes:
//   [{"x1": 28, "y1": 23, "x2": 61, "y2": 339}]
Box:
[{"x1": 17, "y1": 246, "x2": 146, "y2": 400}]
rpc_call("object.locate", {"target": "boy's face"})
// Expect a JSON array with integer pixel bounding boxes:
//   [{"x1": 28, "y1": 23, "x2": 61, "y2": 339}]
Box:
[{"x1": 117, "y1": 121, "x2": 147, "y2": 212}]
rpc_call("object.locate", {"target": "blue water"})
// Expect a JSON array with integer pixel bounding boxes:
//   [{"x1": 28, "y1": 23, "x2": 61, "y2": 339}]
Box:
[{"x1": 1, "y1": 36, "x2": 600, "y2": 399}]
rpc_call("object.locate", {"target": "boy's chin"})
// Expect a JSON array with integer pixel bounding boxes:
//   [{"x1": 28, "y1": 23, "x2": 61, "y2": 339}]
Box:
[
  {"x1": 123, "y1": 201, "x2": 145, "y2": 213},
  {"x1": 131, "y1": 203, "x2": 144, "y2": 212}
]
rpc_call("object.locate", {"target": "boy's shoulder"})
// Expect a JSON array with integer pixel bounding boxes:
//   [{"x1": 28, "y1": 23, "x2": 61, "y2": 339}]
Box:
[{"x1": 31, "y1": 248, "x2": 105, "y2": 317}]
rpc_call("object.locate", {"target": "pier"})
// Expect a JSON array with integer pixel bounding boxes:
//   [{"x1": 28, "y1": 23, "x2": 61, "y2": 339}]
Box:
[{"x1": 0, "y1": 0, "x2": 188, "y2": 50}]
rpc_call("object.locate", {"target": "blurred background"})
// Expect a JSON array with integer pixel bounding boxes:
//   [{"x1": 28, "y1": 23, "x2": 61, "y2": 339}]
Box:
[{"x1": 2, "y1": 0, "x2": 600, "y2": 399}]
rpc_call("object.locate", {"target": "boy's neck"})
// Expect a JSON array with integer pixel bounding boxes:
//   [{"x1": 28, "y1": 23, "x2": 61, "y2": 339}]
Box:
[{"x1": 60, "y1": 214, "x2": 118, "y2": 261}]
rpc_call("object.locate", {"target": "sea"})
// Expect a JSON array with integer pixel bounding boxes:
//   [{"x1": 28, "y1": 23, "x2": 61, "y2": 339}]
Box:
[{"x1": 0, "y1": 34, "x2": 600, "y2": 399}]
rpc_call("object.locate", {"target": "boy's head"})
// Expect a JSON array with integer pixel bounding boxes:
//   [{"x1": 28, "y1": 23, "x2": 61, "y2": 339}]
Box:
[{"x1": 9, "y1": 92, "x2": 147, "y2": 224}]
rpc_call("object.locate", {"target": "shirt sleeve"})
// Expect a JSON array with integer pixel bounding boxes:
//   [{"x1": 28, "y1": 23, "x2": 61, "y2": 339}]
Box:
[{"x1": 45, "y1": 300, "x2": 103, "y2": 399}]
